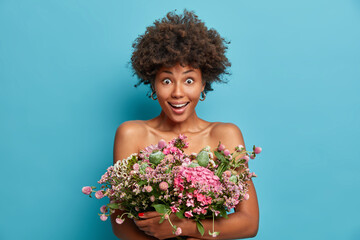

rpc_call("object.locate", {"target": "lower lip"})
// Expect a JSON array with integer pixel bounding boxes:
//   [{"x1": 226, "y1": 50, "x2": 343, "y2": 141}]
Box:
[{"x1": 169, "y1": 103, "x2": 189, "y2": 114}]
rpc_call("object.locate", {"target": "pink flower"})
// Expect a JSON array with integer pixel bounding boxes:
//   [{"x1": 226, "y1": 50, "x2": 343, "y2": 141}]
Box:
[
  {"x1": 224, "y1": 170, "x2": 231, "y2": 177},
  {"x1": 133, "y1": 163, "x2": 140, "y2": 171},
  {"x1": 175, "y1": 227, "x2": 182, "y2": 236},
  {"x1": 159, "y1": 182, "x2": 169, "y2": 191},
  {"x1": 237, "y1": 145, "x2": 244, "y2": 151},
  {"x1": 242, "y1": 155, "x2": 250, "y2": 163},
  {"x1": 158, "y1": 139, "x2": 167, "y2": 149},
  {"x1": 250, "y1": 154, "x2": 255, "y2": 159},
  {"x1": 100, "y1": 214, "x2": 108, "y2": 221},
  {"x1": 150, "y1": 195, "x2": 155, "y2": 202},
  {"x1": 224, "y1": 149, "x2": 230, "y2": 156},
  {"x1": 100, "y1": 205, "x2": 107, "y2": 213},
  {"x1": 82, "y1": 186, "x2": 92, "y2": 195},
  {"x1": 184, "y1": 211, "x2": 193, "y2": 218},
  {"x1": 116, "y1": 217, "x2": 124, "y2": 224},
  {"x1": 170, "y1": 205, "x2": 179, "y2": 213},
  {"x1": 95, "y1": 190, "x2": 104, "y2": 199},
  {"x1": 145, "y1": 185, "x2": 153, "y2": 193},
  {"x1": 244, "y1": 193, "x2": 250, "y2": 200},
  {"x1": 162, "y1": 148, "x2": 170, "y2": 155},
  {"x1": 170, "y1": 147, "x2": 178, "y2": 153},
  {"x1": 218, "y1": 144, "x2": 225, "y2": 151},
  {"x1": 254, "y1": 147, "x2": 262, "y2": 154},
  {"x1": 164, "y1": 214, "x2": 169, "y2": 220}
]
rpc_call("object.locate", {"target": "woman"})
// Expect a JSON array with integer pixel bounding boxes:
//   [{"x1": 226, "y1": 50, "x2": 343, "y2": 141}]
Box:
[{"x1": 110, "y1": 9, "x2": 259, "y2": 240}]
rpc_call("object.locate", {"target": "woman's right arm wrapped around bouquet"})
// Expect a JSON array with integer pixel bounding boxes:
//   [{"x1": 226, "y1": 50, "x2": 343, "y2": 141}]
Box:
[{"x1": 110, "y1": 121, "x2": 157, "y2": 240}]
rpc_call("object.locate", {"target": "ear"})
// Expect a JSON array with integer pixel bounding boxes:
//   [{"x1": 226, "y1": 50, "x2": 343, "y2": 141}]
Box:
[{"x1": 201, "y1": 81, "x2": 205, "y2": 92}]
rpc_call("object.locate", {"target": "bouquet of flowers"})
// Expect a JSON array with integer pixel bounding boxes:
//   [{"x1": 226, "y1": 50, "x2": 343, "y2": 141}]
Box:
[{"x1": 82, "y1": 135, "x2": 261, "y2": 238}]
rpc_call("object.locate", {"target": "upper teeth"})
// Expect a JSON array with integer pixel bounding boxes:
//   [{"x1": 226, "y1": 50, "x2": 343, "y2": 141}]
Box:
[{"x1": 172, "y1": 103, "x2": 187, "y2": 107}]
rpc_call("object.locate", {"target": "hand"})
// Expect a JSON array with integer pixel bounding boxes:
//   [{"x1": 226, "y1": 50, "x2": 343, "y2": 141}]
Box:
[{"x1": 134, "y1": 211, "x2": 186, "y2": 239}]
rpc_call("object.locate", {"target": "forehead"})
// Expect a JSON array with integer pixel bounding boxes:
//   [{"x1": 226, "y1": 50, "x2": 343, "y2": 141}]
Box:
[{"x1": 157, "y1": 63, "x2": 201, "y2": 75}]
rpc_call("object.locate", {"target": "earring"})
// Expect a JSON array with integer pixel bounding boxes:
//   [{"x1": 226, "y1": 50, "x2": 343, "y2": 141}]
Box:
[
  {"x1": 151, "y1": 91, "x2": 157, "y2": 100},
  {"x1": 200, "y1": 91, "x2": 206, "y2": 101}
]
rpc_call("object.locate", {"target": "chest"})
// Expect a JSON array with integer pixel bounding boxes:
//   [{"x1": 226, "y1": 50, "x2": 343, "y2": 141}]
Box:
[{"x1": 140, "y1": 131, "x2": 220, "y2": 155}]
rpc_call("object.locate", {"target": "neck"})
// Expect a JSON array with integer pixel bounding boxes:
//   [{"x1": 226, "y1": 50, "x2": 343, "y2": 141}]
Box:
[{"x1": 155, "y1": 110, "x2": 204, "y2": 134}]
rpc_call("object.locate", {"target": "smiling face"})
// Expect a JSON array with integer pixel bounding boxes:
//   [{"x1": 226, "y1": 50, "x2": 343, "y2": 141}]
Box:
[{"x1": 154, "y1": 63, "x2": 205, "y2": 123}]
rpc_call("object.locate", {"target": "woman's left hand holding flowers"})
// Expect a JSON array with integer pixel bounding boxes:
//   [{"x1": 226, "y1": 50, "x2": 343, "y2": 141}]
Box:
[{"x1": 134, "y1": 211, "x2": 186, "y2": 239}]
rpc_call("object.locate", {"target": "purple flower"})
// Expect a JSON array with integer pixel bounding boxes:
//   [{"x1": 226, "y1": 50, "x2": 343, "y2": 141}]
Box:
[{"x1": 224, "y1": 149, "x2": 230, "y2": 156}]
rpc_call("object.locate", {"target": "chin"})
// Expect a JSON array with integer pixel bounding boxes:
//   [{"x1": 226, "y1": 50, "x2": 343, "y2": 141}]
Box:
[{"x1": 168, "y1": 114, "x2": 189, "y2": 123}]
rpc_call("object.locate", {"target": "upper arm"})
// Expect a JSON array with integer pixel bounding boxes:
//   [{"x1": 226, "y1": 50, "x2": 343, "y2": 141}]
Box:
[
  {"x1": 113, "y1": 121, "x2": 147, "y2": 164},
  {"x1": 211, "y1": 122, "x2": 245, "y2": 151},
  {"x1": 211, "y1": 122, "x2": 259, "y2": 230}
]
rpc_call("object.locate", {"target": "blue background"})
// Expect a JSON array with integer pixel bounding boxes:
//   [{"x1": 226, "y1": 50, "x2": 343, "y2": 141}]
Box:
[{"x1": 1, "y1": 0, "x2": 359, "y2": 239}]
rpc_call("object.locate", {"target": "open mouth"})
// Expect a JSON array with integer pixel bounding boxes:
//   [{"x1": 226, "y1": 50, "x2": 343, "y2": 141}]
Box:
[{"x1": 168, "y1": 102, "x2": 190, "y2": 109}]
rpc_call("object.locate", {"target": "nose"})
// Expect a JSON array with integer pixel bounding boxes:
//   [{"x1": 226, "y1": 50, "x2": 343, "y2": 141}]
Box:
[{"x1": 171, "y1": 82, "x2": 184, "y2": 99}]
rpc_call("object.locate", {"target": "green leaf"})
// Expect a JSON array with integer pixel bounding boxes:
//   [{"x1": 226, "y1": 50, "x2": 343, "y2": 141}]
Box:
[
  {"x1": 159, "y1": 215, "x2": 165, "y2": 224},
  {"x1": 196, "y1": 221, "x2": 205, "y2": 236},
  {"x1": 107, "y1": 203, "x2": 119, "y2": 209},
  {"x1": 219, "y1": 207, "x2": 229, "y2": 219},
  {"x1": 214, "y1": 151, "x2": 226, "y2": 162},
  {"x1": 138, "y1": 180, "x2": 147, "y2": 186},
  {"x1": 175, "y1": 211, "x2": 185, "y2": 219},
  {"x1": 152, "y1": 204, "x2": 168, "y2": 214}
]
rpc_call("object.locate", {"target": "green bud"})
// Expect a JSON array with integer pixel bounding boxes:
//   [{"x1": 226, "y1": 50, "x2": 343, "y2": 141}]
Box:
[
  {"x1": 149, "y1": 151, "x2": 165, "y2": 165},
  {"x1": 229, "y1": 175, "x2": 237, "y2": 183},
  {"x1": 140, "y1": 163, "x2": 149, "y2": 171},
  {"x1": 197, "y1": 150, "x2": 210, "y2": 167},
  {"x1": 189, "y1": 162, "x2": 200, "y2": 168}
]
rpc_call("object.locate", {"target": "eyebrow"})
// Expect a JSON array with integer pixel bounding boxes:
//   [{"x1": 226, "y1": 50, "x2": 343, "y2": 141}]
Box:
[{"x1": 160, "y1": 69, "x2": 194, "y2": 75}]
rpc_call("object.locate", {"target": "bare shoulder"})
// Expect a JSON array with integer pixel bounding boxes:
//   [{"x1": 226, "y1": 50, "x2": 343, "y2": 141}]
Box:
[
  {"x1": 113, "y1": 120, "x2": 148, "y2": 163},
  {"x1": 210, "y1": 122, "x2": 245, "y2": 149},
  {"x1": 115, "y1": 120, "x2": 147, "y2": 138}
]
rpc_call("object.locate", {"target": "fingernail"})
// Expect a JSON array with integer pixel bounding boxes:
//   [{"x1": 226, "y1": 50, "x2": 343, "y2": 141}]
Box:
[{"x1": 138, "y1": 213, "x2": 144, "y2": 217}]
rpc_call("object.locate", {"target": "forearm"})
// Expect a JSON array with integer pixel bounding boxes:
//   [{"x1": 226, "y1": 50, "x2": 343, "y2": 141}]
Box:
[
  {"x1": 182, "y1": 211, "x2": 258, "y2": 240},
  {"x1": 110, "y1": 210, "x2": 157, "y2": 240}
]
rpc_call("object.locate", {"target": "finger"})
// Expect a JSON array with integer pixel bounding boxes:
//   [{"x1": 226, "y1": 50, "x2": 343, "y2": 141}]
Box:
[
  {"x1": 138, "y1": 211, "x2": 162, "y2": 219},
  {"x1": 133, "y1": 219, "x2": 148, "y2": 229}
]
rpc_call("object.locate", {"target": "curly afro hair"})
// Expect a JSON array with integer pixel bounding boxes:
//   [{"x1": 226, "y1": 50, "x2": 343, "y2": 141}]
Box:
[{"x1": 130, "y1": 9, "x2": 231, "y2": 96}]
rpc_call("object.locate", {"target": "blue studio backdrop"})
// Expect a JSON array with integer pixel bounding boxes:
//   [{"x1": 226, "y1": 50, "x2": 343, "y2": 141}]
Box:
[{"x1": 1, "y1": 0, "x2": 359, "y2": 239}]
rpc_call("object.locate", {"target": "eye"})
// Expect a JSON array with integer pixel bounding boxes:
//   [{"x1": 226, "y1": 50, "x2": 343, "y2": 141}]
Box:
[
  {"x1": 185, "y1": 78, "x2": 194, "y2": 84},
  {"x1": 162, "y1": 78, "x2": 172, "y2": 84}
]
